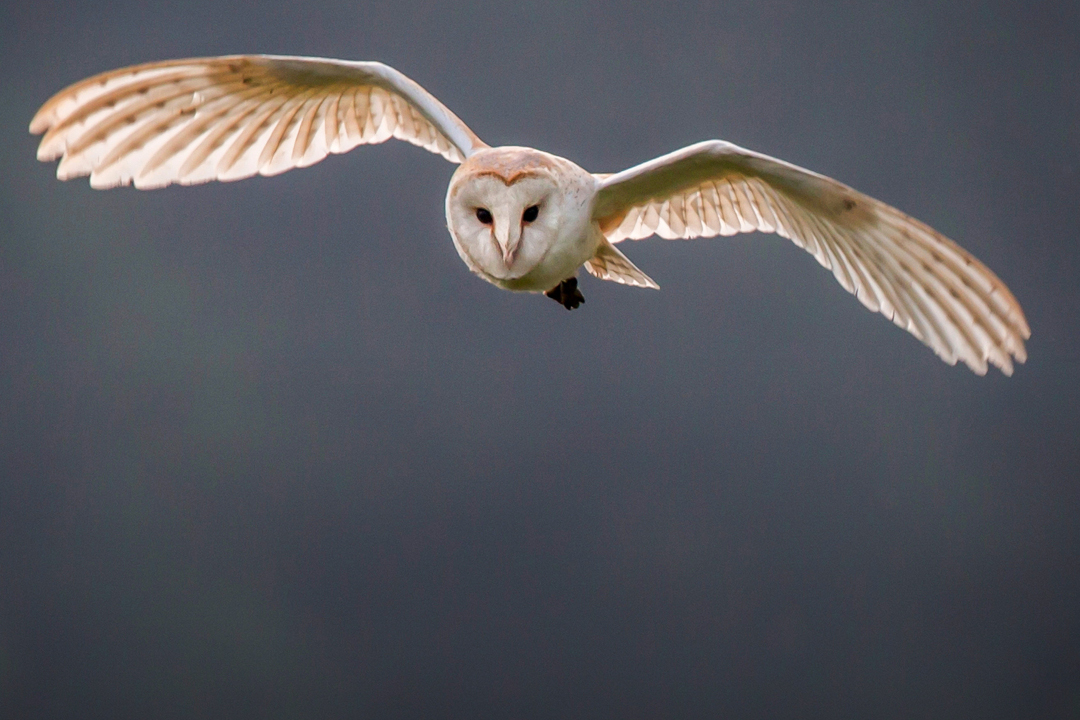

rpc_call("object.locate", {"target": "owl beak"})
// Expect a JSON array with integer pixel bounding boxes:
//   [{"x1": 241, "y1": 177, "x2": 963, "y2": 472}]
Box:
[
  {"x1": 502, "y1": 243, "x2": 517, "y2": 266},
  {"x1": 493, "y1": 214, "x2": 522, "y2": 267}
]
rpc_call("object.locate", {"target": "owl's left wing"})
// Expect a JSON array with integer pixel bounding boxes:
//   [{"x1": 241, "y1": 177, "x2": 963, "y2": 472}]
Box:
[
  {"x1": 592, "y1": 141, "x2": 1029, "y2": 376},
  {"x1": 30, "y1": 55, "x2": 488, "y2": 189}
]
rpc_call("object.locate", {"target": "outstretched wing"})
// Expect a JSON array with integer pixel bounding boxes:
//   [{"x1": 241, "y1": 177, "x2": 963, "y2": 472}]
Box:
[
  {"x1": 592, "y1": 141, "x2": 1029, "y2": 376},
  {"x1": 30, "y1": 55, "x2": 489, "y2": 189}
]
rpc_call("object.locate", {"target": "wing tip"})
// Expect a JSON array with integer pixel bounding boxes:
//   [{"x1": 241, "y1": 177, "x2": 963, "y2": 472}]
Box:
[{"x1": 29, "y1": 114, "x2": 50, "y2": 135}]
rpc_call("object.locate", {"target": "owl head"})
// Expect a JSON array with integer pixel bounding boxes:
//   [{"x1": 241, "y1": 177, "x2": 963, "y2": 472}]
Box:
[{"x1": 445, "y1": 147, "x2": 592, "y2": 284}]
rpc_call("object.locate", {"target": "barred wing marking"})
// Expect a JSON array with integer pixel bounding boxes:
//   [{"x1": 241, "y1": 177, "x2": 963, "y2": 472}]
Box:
[
  {"x1": 30, "y1": 55, "x2": 489, "y2": 189},
  {"x1": 583, "y1": 239, "x2": 659, "y2": 289},
  {"x1": 593, "y1": 141, "x2": 1030, "y2": 375}
]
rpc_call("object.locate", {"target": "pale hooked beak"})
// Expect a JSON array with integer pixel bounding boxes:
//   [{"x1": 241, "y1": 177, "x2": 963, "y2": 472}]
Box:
[
  {"x1": 502, "y1": 243, "x2": 517, "y2": 266},
  {"x1": 493, "y1": 212, "x2": 522, "y2": 267}
]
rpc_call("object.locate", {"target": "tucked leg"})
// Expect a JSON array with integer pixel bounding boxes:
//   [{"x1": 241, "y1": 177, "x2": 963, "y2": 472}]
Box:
[{"x1": 545, "y1": 277, "x2": 585, "y2": 310}]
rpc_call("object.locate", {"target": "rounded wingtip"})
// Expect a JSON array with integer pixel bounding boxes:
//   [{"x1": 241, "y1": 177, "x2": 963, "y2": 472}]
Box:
[{"x1": 29, "y1": 109, "x2": 53, "y2": 136}]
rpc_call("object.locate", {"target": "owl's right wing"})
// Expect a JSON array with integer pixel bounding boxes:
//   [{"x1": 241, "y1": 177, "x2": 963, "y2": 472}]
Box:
[
  {"x1": 592, "y1": 141, "x2": 1029, "y2": 376},
  {"x1": 30, "y1": 55, "x2": 490, "y2": 189}
]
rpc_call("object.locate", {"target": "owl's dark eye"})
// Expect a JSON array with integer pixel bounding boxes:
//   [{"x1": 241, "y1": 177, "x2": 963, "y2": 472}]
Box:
[
  {"x1": 522, "y1": 205, "x2": 539, "y2": 223},
  {"x1": 476, "y1": 207, "x2": 492, "y2": 224}
]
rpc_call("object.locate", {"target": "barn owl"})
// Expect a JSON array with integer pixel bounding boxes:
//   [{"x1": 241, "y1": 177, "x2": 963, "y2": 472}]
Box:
[{"x1": 30, "y1": 55, "x2": 1029, "y2": 375}]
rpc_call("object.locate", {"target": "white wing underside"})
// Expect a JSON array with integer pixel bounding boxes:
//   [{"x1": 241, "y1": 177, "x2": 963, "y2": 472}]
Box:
[
  {"x1": 30, "y1": 55, "x2": 488, "y2": 189},
  {"x1": 593, "y1": 141, "x2": 1030, "y2": 376}
]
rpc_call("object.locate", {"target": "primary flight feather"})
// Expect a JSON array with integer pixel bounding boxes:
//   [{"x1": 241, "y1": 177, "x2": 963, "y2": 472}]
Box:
[{"x1": 30, "y1": 54, "x2": 1030, "y2": 375}]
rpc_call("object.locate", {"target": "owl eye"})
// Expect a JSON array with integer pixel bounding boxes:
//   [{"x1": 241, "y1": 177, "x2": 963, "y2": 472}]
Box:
[
  {"x1": 522, "y1": 205, "x2": 539, "y2": 223},
  {"x1": 475, "y1": 207, "x2": 492, "y2": 224}
]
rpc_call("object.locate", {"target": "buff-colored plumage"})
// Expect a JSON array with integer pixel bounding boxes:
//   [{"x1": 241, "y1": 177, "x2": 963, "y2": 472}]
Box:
[
  {"x1": 31, "y1": 55, "x2": 1030, "y2": 375},
  {"x1": 30, "y1": 55, "x2": 486, "y2": 188}
]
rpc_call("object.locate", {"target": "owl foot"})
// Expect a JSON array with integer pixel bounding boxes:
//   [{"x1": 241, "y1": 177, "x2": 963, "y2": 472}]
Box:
[{"x1": 545, "y1": 277, "x2": 585, "y2": 310}]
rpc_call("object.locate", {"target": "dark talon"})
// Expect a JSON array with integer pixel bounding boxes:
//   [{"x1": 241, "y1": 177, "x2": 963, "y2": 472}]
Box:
[{"x1": 545, "y1": 277, "x2": 585, "y2": 310}]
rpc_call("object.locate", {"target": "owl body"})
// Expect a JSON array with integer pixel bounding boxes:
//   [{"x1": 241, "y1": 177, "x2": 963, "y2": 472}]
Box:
[
  {"x1": 445, "y1": 146, "x2": 601, "y2": 292},
  {"x1": 29, "y1": 54, "x2": 1030, "y2": 375}
]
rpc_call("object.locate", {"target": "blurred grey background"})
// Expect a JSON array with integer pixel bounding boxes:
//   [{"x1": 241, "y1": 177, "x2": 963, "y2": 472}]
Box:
[{"x1": 2, "y1": 1, "x2": 1078, "y2": 718}]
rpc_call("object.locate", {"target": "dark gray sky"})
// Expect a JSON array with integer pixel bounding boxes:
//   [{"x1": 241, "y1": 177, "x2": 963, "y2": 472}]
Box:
[{"x1": 3, "y1": 1, "x2": 1079, "y2": 718}]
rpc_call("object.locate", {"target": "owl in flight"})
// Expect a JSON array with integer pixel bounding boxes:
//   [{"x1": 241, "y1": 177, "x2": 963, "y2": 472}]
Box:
[{"x1": 31, "y1": 55, "x2": 1029, "y2": 375}]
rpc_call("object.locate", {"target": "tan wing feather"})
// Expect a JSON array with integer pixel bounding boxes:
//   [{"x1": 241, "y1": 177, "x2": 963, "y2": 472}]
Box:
[
  {"x1": 30, "y1": 55, "x2": 489, "y2": 189},
  {"x1": 593, "y1": 141, "x2": 1029, "y2": 376},
  {"x1": 584, "y1": 240, "x2": 659, "y2": 289}
]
